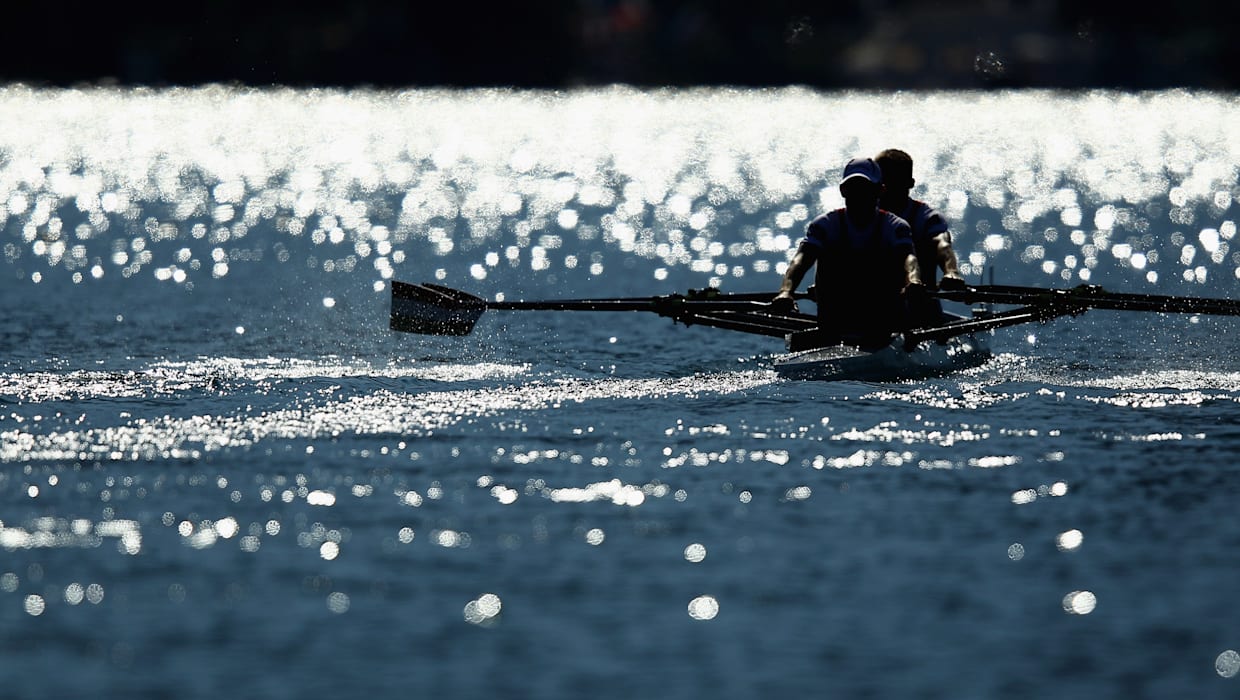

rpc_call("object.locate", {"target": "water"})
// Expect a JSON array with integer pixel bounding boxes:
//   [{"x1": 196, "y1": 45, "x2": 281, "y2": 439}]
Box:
[{"x1": 3, "y1": 86, "x2": 1240, "y2": 699}]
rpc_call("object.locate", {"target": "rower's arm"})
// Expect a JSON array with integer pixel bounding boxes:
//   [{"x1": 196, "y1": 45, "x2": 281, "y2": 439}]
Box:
[
  {"x1": 776, "y1": 243, "x2": 818, "y2": 299},
  {"x1": 933, "y1": 231, "x2": 963, "y2": 282},
  {"x1": 903, "y1": 252, "x2": 923, "y2": 289}
]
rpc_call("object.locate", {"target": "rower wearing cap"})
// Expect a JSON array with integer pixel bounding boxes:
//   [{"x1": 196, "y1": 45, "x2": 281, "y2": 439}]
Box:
[
  {"x1": 772, "y1": 157, "x2": 923, "y2": 349},
  {"x1": 875, "y1": 148, "x2": 966, "y2": 326}
]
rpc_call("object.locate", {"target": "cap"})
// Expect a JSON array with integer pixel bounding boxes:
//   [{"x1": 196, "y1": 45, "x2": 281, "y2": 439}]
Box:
[{"x1": 840, "y1": 157, "x2": 883, "y2": 186}]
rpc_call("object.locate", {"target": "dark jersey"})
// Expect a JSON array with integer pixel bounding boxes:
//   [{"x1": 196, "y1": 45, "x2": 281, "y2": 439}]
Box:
[{"x1": 799, "y1": 208, "x2": 914, "y2": 336}]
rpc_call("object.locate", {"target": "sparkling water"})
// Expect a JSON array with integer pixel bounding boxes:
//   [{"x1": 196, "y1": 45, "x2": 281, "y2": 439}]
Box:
[{"x1": 2, "y1": 86, "x2": 1240, "y2": 699}]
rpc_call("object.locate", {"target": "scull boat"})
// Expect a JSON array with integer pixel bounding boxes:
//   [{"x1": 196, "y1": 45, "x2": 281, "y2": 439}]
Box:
[
  {"x1": 388, "y1": 280, "x2": 1240, "y2": 381},
  {"x1": 772, "y1": 334, "x2": 989, "y2": 381}
]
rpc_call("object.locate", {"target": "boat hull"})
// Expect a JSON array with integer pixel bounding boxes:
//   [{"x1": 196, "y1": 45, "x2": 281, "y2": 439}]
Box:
[{"x1": 773, "y1": 334, "x2": 991, "y2": 381}]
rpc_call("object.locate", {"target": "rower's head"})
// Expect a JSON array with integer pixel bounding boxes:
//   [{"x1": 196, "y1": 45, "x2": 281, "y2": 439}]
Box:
[
  {"x1": 839, "y1": 157, "x2": 883, "y2": 212},
  {"x1": 875, "y1": 149, "x2": 915, "y2": 204}
]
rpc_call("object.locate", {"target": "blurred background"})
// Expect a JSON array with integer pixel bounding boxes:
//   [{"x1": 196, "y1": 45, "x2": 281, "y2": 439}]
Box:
[{"x1": 2, "y1": 0, "x2": 1234, "y2": 89}]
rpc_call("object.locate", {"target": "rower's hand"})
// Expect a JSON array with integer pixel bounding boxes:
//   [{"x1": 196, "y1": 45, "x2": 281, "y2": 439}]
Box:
[
  {"x1": 902, "y1": 281, "x2": 927, "y2": 300},
  {"x1": 939, "y1": 274, "x2": 967, "y2": 291},
  {"x1": 769, "y1": 292, "x2": 800, "y2": 314}
]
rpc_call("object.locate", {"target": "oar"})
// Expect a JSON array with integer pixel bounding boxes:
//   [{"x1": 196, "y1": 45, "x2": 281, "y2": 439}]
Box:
[
  {"x1": 390, "y1": 281, "x2": 814, "y2": 336},
  {"x1": 933, "y1": 283, "x2": 1240, "y2": 316},
  {"x1": 670, "y1": 308, "x2": 818, "y2": 338},
  {"x1": 903, "y1": 304, "x2": 1080, "y2": 345}
]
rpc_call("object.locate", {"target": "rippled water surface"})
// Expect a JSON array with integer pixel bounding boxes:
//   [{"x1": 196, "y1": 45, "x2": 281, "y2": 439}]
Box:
[{"x1": 3, "y1": 86, "x2": 1240, "y2": 699}]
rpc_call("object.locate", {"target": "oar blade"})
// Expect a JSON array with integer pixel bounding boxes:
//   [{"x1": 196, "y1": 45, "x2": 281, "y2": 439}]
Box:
[{"x1": 389, "y1": 281, "x2": 486, "y2": 335}]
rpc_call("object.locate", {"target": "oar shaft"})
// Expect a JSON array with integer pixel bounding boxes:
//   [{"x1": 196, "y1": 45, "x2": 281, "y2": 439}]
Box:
[
  {"x1": 904, "y1": 305, "x2": 1073, "y2": 344},
  {"x1": 934, "y1": 284, "x2": 1240, "y2": 316},
  {"x1": 487, "y1": 299, "x2": 786, "y2": 313},
  {"x1": 672, "y1": 308, "x2": 819, "y2": 336},
  {"x1": 390, "y1": 280, "x2": 815, "y2": 337}
]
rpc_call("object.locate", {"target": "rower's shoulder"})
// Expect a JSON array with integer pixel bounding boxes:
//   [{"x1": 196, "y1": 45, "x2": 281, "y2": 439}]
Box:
[
  {"x1": 878, "y1": 209, "x2": 912, "y2": 230},
  {"x1": 908, "y1": 199, "x2": 950, "y2": 233},
  {"x1": 806, "y1": 209, "x2": 845, "y2": 235},
  {"x1": 808, "y1": 209, "x2": 845, "y2": 225}
]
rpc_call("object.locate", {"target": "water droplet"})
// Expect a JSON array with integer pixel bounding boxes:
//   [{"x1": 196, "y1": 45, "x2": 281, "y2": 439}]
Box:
[
  {"x1": 684, "y1": 543, "x2": 706, "y2": 563},
  {"x1": 1217, "y1": 650, "x2": 1240, "y2": 678},
  {"x1": 688, "y1": 595, "x2": 719, "y2": 621},
  {"x1": 327, "y1": 592, "x2": 350, "y2": 614},
  {"x1": 1062, "y1": 590, "x2": 1096, "y2": 615},
  {"x1": 24, "y1": 595, "x2": 46, "y2": 616}
]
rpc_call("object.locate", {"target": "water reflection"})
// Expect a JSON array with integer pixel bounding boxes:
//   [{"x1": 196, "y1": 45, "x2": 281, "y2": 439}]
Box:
[
  {"x1": 2, "y1": 371, "x2": 776, "y2": 462},
  {"x1": 0, "y1": 358, "x2": 533, "y2": 404},
  {"x1": 0, "y1": 516, "x2": 140, "y2": 553},
  {"x1": 1055, "y1": 529, "x2": 1084, "y2": 551},
  {"x1": 687, "y1": 594, "x2": 719, "y2": 621},
  {"x1": 464, "y1": 593, "x2": 502, "y2": 626},
  {"x1": 3, "y1": 87, "x2": 1240, "y2": 697},
  {"x1": 684, "y1": 543, "x2": 707, "y2": 563},
  {"x1": 1218, "y1": 650, "x2": 1240, "y2": 678},
  {"x1": 1062, "y1": 590, "x2": 1097, "y2": 615},
  {"x1": 3, "y1": 87, "x2": 1238, "y2": 297}
]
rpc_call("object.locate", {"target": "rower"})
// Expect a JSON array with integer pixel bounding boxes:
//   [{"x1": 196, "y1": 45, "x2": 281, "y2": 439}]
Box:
[
  {"x1": 772, "y1": 157, "x2": 924, "y2": 350},
  {"x1": 875, "y1": 148, "x2": 966, "y2": 327}
]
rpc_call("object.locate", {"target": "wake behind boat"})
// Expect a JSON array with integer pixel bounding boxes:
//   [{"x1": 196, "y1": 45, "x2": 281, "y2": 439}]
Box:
[{"x1": 387, "y1": 280, "x2": 1240, "y2": 382}]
